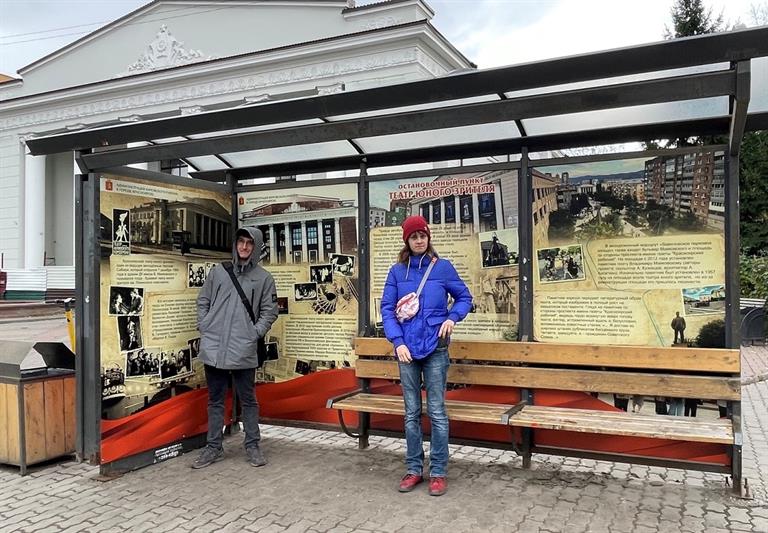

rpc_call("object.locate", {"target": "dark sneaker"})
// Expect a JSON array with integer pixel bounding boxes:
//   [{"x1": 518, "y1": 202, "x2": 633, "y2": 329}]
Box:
[
  {"x1": 428, "y1": 476, "x2": 447, "y2": 496},
  {"x1": 191, "y1": 446, "x2": 223, "y2": 469},
  {"x1": 246, "y1": 446, "x2": 267, "y2": 467},
  {"x1": 398, "y1": 473, "x2": 424, "y2": 492}
]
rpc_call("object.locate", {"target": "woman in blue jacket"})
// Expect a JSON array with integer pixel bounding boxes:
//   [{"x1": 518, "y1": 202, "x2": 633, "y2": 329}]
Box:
[{"x1": 381, "y1": 215, "x2": 473, "y2": 496}]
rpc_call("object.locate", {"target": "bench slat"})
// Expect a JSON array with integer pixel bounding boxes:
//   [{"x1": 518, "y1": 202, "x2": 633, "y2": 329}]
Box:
[
  {"x1": 329, "y1": 393, "x2": 733, "y2": 444},
  {"x1": 354, "y1": 338, "x2": 740, "y2": 373},
  {"x1": 331, "y1": 393, "x2": 512, "y2": 425},
  {"x1": 354, "y1": 360, "x2": 741, "y2": 400},
  {"x1": 509, "y1": 406, "x2": 733, "y2": 444}
]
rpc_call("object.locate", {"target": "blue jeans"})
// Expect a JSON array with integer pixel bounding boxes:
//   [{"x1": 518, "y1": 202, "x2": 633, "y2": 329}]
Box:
[
  {"x1": 398, "y1": 348, "x2": 450, "y2": 478},
  {"x1": 204, "y1": 365, "x2": 261, "y2": 450}
]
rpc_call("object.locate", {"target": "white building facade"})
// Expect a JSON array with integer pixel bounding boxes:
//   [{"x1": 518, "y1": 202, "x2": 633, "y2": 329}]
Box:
[{"x1": 0, "y1": 0, "x2": 472, "y2": 293}]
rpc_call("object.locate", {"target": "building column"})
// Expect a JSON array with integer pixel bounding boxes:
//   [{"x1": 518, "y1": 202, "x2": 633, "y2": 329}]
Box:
[
  {"x1": 494, "y1": 187, "x2": 504, "y2": 230},
  {"x1": 286, "y1": 224, "x2": 294, "y2": 263},
  {"x1": 472, "y1": 194, "x2": 481, "y2": 232},
  {"x1": 300, "y1": 220, "x2": 308, "y2": 263},
  {"x1": 316, "y1": 220, "x2": 324, "y2": 262},
  {"x1": 334, "y1": 218, "x2": 341, "y2": 254},
  {"x1": 455, "y1": 197, "x2": 461, "y2": 229},
  {"x1": 24, "y1": 143, "x2": 46, "y2": 268},
  {"x1": 440, "y1": 200, "x2": 446, "y2": 225},
  {"x1": 268, "y1": 225, "x2": 276, "y2": 264},
  {"x1": 428, "y1": 203, "x2": 434, "y2": 225}
]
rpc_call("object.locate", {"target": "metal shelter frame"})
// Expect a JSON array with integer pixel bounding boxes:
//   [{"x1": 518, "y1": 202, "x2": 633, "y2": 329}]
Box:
[{"x1": 27, "y1": 26, "x2": 768, "y2": 485}]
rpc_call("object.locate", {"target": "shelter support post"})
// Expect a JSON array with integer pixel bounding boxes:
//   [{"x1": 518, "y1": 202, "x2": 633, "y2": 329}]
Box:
[
  {"x1": 75, "y1": 168, "x2": 101, "y2": 464},
  {"x1": 725, "y1": 60, "x2": 749, "y2": 497},
  {"x1": 357, "y1": 160, "x2": 371, "y2": 449},
  {"x1": 518, "y1": 147, "x2": 534, "y2": 468}
]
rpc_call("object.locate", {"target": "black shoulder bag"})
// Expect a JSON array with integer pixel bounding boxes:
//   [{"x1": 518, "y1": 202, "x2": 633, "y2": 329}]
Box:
[{"x1": 221, "y1": 261, "x2": 274, "y2": 368}]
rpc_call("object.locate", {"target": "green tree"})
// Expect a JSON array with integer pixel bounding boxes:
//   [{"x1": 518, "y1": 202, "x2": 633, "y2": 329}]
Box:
[
  {"x1": 739, "y1": 131, "x2": 768, "y2": 256},
  {"x1": 696, "y1": 319, "x2": 726, "y2": 348},
  {"x1": 664, "y1": 0, "x2": 724, "y2": 38},
  {"x1": 548, "y1": 209, "x2": 576, "y2": 240},
  {"x1": 740, "y1": 255, "x2": 768, "y2": 298},
  {"x1": 646, "y1": 0, "x2": 725, "y2": 148},
  {"x1": 672, "y1": 211, "x2": 703, "y2": 232},
  {"x1": 643, "y1": 200, "x2": 674, "y2": 235}
]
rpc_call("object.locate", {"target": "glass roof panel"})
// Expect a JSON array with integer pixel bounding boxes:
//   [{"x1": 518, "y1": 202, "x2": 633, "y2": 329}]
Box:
[
  {"x1": 355, "y1": 121, "x2": 521, "y2": 154},
  {"x1": 503, "y1": 63, "x2": 730, "y2": 99},
  {"x1": 186, "y1": 119, "x2": 325, "y2": 139},
  {"x1": 751, "y1": 56, "x2": 768, "y2": 113},
  {"x1": 184, "y1": 155, "x2": 229, "y2": 171},
  {"x1": 220, "y1": 140, "x2": 359, "y2": 167},
  {"x1": 523, "y1": 97, "x2": 728, "y2": 136},
  {"x1": 327, "y1": 95, "x2": 502, "y2": 121},
  {"x1": 151, "y1": 137, "x2": 187, "y2": 144}
]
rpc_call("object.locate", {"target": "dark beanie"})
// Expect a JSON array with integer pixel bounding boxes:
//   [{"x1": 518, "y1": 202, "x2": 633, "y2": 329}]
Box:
[{"x1": 402, "y1": 215, "x2": 431, "y2": 243}]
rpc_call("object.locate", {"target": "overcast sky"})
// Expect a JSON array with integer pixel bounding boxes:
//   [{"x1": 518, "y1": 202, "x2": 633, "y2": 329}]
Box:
[{"x1": 1, "y1": 0, "x2": 766, "y2": 76}]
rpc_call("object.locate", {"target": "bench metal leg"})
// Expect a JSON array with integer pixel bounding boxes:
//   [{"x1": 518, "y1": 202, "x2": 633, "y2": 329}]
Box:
[
  {"x1": 731, "y1": 402, "x2": 745, "y2": 497},
  {"x1": 358, "y1": 412, "x2": 370, "y2": 449},
  {"x1": 522, "y1": 428, "x2": 532, "y2": 469},
  {"x1": 358, "y1": 378, "x2": 371, "y2": 449},
  {"x1": 521, "y1": 388, "x2": 533, "y2": 469}
]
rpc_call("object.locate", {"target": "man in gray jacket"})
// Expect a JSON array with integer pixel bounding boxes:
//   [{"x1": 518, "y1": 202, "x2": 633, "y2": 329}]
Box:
[{"x1": 192, "y1": 226, "x2": 279, "y2": 469}]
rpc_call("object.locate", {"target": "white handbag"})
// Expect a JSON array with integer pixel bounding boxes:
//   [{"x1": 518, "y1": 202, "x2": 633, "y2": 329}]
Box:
[{"x1": 395, "y1": 257, "x2": 437, "y2": 323}]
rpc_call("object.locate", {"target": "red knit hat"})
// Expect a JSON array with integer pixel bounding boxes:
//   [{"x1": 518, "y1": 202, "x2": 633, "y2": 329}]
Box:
[{"x1": 402, "y1": 215, "x2": 431, "y2": 243}]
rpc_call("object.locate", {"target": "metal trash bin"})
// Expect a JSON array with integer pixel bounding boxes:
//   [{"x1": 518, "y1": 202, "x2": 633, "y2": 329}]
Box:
[{"x1": 0, "y1": 340, "x2": 76, "y2": 474}]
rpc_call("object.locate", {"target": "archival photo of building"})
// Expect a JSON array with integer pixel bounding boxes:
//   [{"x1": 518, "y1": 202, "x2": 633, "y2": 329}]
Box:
[
  {"x1": 129, "y1": 197, "x2": 231, "y2": 252},
  {"x1": 371, "y1": 170, "x2": 519, "y2": 234},
  {"x1": 239, "y1": 190, "x2": 358, "y2": 265}
]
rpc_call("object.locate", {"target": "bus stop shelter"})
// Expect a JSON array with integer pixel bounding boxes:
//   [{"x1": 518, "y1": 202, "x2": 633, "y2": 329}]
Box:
[{"x1": 25, "y1": 26, "x2": 768, "y2": 483}]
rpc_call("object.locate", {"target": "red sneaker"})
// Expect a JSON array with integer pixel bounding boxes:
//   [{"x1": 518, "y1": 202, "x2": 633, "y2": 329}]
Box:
[
  {"x1": 428, "y1": 476, "x2": 447, "y2": 496},
  {"x1": 398, "y1": 473, "x2": 424, "y2": 492}
]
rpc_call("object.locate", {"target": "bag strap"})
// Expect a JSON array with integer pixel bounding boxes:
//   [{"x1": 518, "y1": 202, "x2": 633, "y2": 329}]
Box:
[
  {"x1": 222, "y1": 261, "x2": 256, "y2": 325},
  {"x1": 415, "y1": 256, "x2": 438, "y2": 298}
]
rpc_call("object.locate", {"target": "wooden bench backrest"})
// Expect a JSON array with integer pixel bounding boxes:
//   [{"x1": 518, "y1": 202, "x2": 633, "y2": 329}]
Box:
[{"x1": 354, "y1": 338, "x2": 741, "y2": 401}]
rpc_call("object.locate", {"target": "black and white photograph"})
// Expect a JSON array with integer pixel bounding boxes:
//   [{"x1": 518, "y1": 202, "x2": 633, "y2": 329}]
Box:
[
  {"x1": 294, "y1": 282, "x2": 318, "y2": 301},
  {"x1": 109, "y1": 286, "x2": 145, "y2": 316},
  {"x1": 295, "y1": 359, "x2": 311, "y2": 375},
  {"x1": 117, "y1": 316, "x2": 143, "y2": 351},
  {"x1": 125, "y1": 347, "x2": 160, "y2": 377},
  {"x1": 188, "y1": 262, "x2": 207, "y2": 288},
  {"x1": 101, "y1": 364, "x2": 126, "y2": 401},
  {"x1": 309, "y1": 264, "x2": 333, "y2": 284},
  {"x1": 112, "y1": 208, "x2": 131, "y2": 255},
  {"x1": 277, "y1": 297, "x2": 289, "y2": 315},
  {"x1": 188, "y1": 337, "x2": 200, "y2": 359},
  {"x1": 537, "y1": 244, "x2": 586, "y2": 283},
  {"x1": 329, "y1": 253, "x2": 355, "y2": 277},
  {"x1": 479, "y1": 228, "x2": 519, "y2": 268},
  {"x1": 160, "y1": 348, "x2": 193, "y2": 380}
]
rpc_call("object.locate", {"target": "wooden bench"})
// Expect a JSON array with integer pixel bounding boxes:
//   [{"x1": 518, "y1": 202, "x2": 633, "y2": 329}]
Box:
[{"x1": 327, "y1": 337, "x2": 743, "y2": 493}]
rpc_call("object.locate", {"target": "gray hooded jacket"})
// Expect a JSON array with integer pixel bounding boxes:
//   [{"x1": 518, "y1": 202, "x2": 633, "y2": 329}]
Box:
[{"x1": 196, "y1": 226, "x2": 279, "y2": 369}]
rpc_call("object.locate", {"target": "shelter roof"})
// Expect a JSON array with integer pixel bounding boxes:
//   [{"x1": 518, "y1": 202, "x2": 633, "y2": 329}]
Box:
[{"x1": 26, "y1": 26, "x2": 768, "y2": 179}]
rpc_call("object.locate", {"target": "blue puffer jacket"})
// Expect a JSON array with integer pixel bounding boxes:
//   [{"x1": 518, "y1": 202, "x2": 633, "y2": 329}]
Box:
[{"x1": 381, "y1": 254, "x2": 473, "y2": 359}]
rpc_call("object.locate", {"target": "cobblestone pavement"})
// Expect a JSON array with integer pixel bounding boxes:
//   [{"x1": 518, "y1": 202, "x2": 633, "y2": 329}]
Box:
[{"x1": 2, "y1": 321, "x2": 768, "y2": 532}]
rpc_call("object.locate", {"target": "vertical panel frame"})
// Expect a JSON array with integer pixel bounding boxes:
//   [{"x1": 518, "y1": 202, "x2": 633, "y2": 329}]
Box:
[{"x1": 75, "y1": 170, "x2": 101, "y2": 464}]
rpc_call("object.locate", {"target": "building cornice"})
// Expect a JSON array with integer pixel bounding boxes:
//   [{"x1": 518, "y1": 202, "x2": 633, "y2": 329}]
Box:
[
  {"x1": 1, "y1": 21, "x2": 435, "y2": 109},
  {"x1": 0, "y1": 24, "x2": 470, "y2": 132},
  {"x1": 0, "y1": 48, "x2": 434, "y2": 132}
]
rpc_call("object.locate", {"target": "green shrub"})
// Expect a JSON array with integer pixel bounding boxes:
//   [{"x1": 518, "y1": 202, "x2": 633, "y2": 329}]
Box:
[{"x1": 696, "y1": 319, "x2": 726, "y2": 348}]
